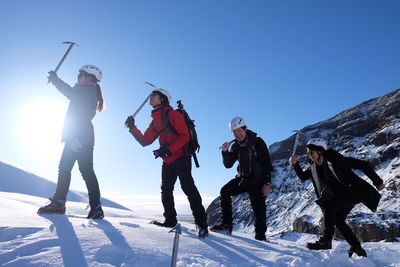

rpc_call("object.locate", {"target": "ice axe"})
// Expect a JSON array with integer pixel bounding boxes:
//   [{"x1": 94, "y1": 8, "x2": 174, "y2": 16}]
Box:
[
  {"x1": 128, "y1": 81, "x2": 159, "y2": 119},
  {"x1": 169, "y1": 223, "x2": 182, "y2": 267},
  {"x1": 48, "y1": 41, "x2": 78, "y2": 83},
  {"x1": 288, "y1": 130, "x2": 301, "y2": 176}
]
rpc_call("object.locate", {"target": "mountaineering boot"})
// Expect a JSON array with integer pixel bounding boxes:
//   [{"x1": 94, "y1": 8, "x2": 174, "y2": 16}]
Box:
[
  {"x1": 197, "y1": 225, "x2": 209, "y2": 238},
  {"x1": 87, "y1": 203, "x2": 104, "y2": 219},
  {"x1": 348, "y1": 242, "x2": 367, "y2": 257},
  {"x1": 255, "y1": 233, "x2": 269, "y2": 242},
  {"x1": 210, "y1": 223, "x2": 233, "y2": 234},
  {"x1": 306, "y1": 236, "x2": 332, "y2": 250},
  {"x1": 150, "y1": 219, "x2": 178, "y2": 228},
  {"x1": 37, "y1": 198, "x2": 66, "y2": 215}
]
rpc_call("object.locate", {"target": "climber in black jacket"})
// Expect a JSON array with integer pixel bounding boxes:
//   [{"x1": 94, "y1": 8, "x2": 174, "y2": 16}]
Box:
[
  {"x1": 210, "y1": 117, "x2": 273, "y2": 241},
  {"x1": 290, "y1": 138, "x2": 385, "y2": 257}
]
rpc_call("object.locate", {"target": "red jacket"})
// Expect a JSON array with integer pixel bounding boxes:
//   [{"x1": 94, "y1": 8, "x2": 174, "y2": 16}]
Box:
[{"x1": 130, "y1": 105, "x2": 190, "y2": 165}]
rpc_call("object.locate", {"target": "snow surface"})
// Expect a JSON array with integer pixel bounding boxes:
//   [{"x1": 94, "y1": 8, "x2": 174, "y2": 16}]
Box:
[{"x1": 1, "y1": 191, "x2": 399, "y2": 267}]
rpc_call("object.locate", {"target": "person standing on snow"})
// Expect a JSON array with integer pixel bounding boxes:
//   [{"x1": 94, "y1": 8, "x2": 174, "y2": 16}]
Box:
[
  {"x1": 289, "y1": 138, "x2": 385, "y2": 257},
  {"x1": 210, "y1": 117, "x2": 273, "y2": 241},
  {"x1": 124, "y1": 89, "x2": 209, "y2": 238},
  {"x1": 38, "y1": 65, "x2": 105, "y2": 219}
]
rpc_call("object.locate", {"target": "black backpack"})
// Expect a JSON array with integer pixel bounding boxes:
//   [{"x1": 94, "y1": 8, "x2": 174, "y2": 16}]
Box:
[{"x1": 164, "y1": 100, "x2": 200, "y2": 168}]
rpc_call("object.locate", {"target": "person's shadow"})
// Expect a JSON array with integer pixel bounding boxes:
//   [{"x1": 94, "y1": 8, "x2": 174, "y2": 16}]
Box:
[
  {"x1": 42, "y1": 215, "x2": 88, "y2": 267},
  {"x1": 93, "y1": 220, "x2": 170, "y2": 266}
]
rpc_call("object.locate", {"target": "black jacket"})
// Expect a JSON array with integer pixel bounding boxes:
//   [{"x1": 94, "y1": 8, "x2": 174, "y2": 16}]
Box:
[
  {"x1": 293, "y1": 149, "x2": 383, "y2": 212},
  {"x1": 222, "y1": 130, "x2": 273, "y2": 185}
]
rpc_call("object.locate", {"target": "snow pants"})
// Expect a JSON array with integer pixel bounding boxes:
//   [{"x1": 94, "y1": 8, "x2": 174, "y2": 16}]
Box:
[
  {"x1": 321, "y1": 197, "x2": 360, "y2": 246},
  {"x1": 161, "y1": 156, "x2": 208, "y2": 228},
  {"x1": 53, "y1": 143, "x2": 101, "y2": 206},
  {"x1": 220, "y1": 178, "x2": 267, "y2": 237}
]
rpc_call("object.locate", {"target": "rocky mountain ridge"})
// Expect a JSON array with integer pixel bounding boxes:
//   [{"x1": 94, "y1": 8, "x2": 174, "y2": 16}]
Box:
[{"x1": 207, "y1": 88, "x2": 400, "y2": 242}]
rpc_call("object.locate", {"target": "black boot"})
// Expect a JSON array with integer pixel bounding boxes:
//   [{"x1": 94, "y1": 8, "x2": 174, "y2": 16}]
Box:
[
  {"x1": 150, "y1": 219, "x2": 177, "y2": 228},
  {"x1": 306, "y1": 236, "x2": 332, "y2": 250},
  {"x1": 37, "y1": 198, "x2": 66, "y2": 215},
  {"x1": 87, "y1": 204, "x2": 104, "y2": 219},
  {"x1": 348, "y1": 242, "x2": 367, "y2": 257},
  {"x1": 210, "y1": 223, "x2": 233, "y2": 234},
  {"x1": 197, "y1": 225, "x2": 209, "y2": 238}
]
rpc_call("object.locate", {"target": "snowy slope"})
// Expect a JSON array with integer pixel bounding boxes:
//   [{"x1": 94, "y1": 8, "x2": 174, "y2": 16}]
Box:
[
  {"x1": 1, "y1": 191, "x2": 399, "y2": 267},
  {"x1": 0, "y1": 161, "x2": 128, "y2": 210}
]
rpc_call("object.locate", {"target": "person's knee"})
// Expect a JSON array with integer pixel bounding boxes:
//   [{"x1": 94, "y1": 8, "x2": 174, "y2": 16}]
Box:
[{"x1": 79, "y1": 166, "x2": 95, "y2": 179}]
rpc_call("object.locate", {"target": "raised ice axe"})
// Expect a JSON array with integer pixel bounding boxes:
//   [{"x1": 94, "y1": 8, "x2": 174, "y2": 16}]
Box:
[
  {"x1": 48, "y1": 41, "x2": 78, "y2": 83},
  {"x1": 288, "y1": 130, "x2": 301, "y2": 176}
]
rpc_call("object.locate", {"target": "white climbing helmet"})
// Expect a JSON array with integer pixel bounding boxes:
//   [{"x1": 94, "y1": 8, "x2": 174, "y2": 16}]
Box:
[
  {"x1": 307, "y1": 138, "x2": 328, "y2": 150},
  {"x1": 79, "y1": 64, "x2": 102, "y2": 82},
  {"x1": 153, "y1": 88, "x2": 171, "y2": 103},
  {"x1": 229, "y1": 116, "x2": 246, "y2": 131}
]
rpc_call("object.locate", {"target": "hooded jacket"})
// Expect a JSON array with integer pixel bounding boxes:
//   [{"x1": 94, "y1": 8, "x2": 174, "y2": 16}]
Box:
[
  {"x1": 50, "y1": 75, "x2": 101, "y2": 146},
  {"x1": 130, "y1": 105, "x2": 189, "y2": 165},
  {"x1": 222, "y1": 130, "x2": 273, "y2": 185},
  {"x1": 293, "y1": 149, "x2": 383, "y2": 212}
]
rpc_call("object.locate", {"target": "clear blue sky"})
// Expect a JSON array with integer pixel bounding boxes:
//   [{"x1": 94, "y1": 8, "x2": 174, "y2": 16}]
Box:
[{"x1": 1, "y1": 1, "x2": 399, "y2": 199}]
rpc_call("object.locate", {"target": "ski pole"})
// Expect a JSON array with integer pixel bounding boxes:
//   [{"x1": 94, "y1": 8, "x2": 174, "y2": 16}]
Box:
[{"x1": 169, "y1": 223, "x2": 182, "y2": 267}]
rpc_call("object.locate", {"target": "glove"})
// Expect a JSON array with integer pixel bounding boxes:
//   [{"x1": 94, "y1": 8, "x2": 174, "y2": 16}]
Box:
[
  {"x1": 153, "y1": 146, "x2": 172, "y2": 159},
  {"x1": 125, "y1": 116, "x2": 135, "y2": 129},
  {"x1": 47, "y1": 70, "x2": 58, "y2": 82}
]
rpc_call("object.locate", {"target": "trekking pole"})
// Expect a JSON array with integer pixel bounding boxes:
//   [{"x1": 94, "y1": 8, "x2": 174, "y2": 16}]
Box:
[
  {"x1": 48, "y1": 41, "x2": 78, "y2": 83},
  {"x1": 288, "y1": 130, "x2": 301, "y2": 176},
  {"x1": 169, "y1": 223, "x2": 182, "y2": 267}
]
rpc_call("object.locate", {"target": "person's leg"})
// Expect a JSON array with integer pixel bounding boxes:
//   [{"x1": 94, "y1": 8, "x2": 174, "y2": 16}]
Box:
[
  {"x1": 53, "y1": 143, "x2": 77, "y2": 201},
  {"x1": 77, "y1": 146, "x2": 101, "y2": 206},
  {"x1": 161, "y1": 162, "x2": 178, "y2": 225},
  {"x1": 335, "y1": 204, "x2": 366, "y2": 257},
  {"x1": 174, "y1": 157, "x2": 207, "y2": 228},
  {"x1": 219, "y1": 178, "x2": 245, "y2": 226},
  {"x1": 248, "y1": 184, "x2": 267, "y2": 240},
  {"x1": 38, "y1": 144, "x2": 76, "y2": 214},
  {"x1": 307, "y1": 201, "x2": 335, "y2": 250},
  {"x1": 77, "y1": 145, "x2": 103, "y2": 219}
]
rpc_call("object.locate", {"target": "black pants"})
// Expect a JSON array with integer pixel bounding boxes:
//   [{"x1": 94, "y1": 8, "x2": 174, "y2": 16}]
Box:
[
  {"x1": 161, "y1": 156, "x2": 207, "y2": 227},
  {"x1": 220, "y1": 178, "x2": 266, "y2": 237},
  {"x1": 321, "y1": 196, "x2": 360, "y2": 246},
  {"x1": 53, "y1": 143, "x2": 101, "y2": 206}
]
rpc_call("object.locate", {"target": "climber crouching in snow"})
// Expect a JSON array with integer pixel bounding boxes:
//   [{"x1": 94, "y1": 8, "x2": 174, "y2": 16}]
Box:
[
  {"x1": 124, "y1": 88, "x2": 209, "y2": 238},
  {"x1": 289, "y1": 138, "x2": 385, "y2": 257}
]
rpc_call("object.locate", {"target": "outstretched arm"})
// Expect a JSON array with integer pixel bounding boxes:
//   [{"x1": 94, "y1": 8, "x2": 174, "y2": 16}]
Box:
[
  {"x1": 48, "y1": 71, "x2": 74, "y2": 99},
  {"x1": 344, "y1": 156, "x2": 384, "y2": 190}
]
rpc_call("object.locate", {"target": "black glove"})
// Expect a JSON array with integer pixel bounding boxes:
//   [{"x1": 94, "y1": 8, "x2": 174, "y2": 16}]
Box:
[
  {"x1": 153, "y1": 146, "x2": 172, "y2": 159},
  {"x1": 125, "y1": 116, "x2": 135, "y2": 129},
  {"x1": 47, "y1": 70, "x2": 58, "y2": 82}
]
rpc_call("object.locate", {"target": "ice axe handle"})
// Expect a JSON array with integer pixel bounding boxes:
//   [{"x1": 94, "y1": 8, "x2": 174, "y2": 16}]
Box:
[
  {"x1": 48, "y1": 42, "x2": 78, "y2": 84},
  {"x1": 131, "y1": 94, "x2": 151, "y2": 118}
]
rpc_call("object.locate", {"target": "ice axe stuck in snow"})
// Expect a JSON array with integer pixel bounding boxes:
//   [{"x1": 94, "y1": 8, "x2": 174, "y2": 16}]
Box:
[
  {"x1": 169, "y1": 223, "x2": 182, "y2": 267},
  {"x1": 48, "y1": 41, "x2": 78, "y2": 83}
]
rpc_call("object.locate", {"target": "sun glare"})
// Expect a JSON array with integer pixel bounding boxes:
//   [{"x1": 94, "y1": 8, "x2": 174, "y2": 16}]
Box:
[{"x1": 18, "y1": 98, "x2": 66, "y2": 161}]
